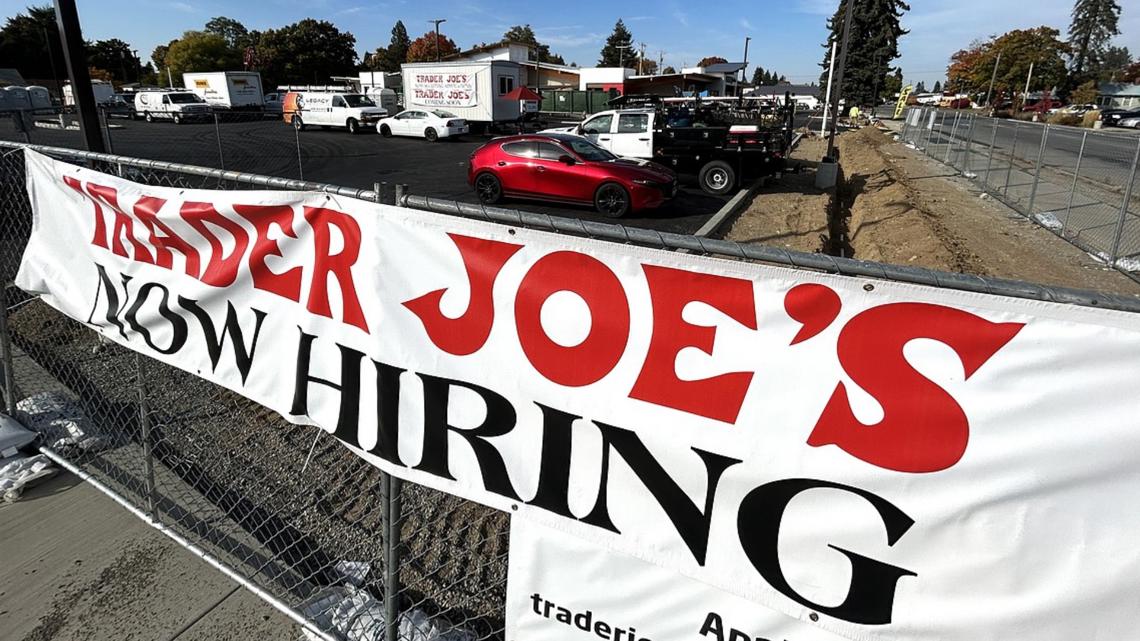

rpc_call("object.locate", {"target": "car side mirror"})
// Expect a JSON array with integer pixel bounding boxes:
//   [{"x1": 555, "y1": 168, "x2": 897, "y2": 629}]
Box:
[{"x1": 558, "y1": 155, "x2": 576, "y2": 165}]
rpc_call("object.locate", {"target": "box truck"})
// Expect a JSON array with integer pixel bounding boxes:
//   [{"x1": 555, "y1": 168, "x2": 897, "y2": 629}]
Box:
[
  {"x1": 183, "y1": 71, "x2": 264, "y2": 110},
  {"x1": 401, "y1": 61, "x2": 523, "y2": 131},
  {"x1": 63, "y1": 80, "x2": 115, "y2": 107}
]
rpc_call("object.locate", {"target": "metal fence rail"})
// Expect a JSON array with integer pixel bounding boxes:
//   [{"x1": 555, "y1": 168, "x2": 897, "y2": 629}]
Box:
[
  {"x1": 899, "y1": 107, "x2": 1140, "y2": 278},
  {"x1": 2, "y1": 140, "x2": 1140, "y2": 641}
]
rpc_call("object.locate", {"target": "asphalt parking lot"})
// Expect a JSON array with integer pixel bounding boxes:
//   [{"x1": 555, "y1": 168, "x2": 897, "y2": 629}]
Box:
[{"x1": 4, "y1": 115, "x2": 758, "y2": 235}]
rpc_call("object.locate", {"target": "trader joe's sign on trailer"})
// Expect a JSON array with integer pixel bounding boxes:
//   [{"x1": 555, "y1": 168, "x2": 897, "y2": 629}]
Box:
[
  {"x1": 17, "y1": 148, "x2": 1140, "y2": 640},
  {"x1": 409, "y1": 71, "x2": 476, "y2": 107}
]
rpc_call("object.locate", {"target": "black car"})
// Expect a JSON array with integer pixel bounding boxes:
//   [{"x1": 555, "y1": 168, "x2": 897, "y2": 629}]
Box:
[
  {"x1": 103, "y1": 93, "x2": 136, "y2": 119},
  {"x1": 1101, "y1": 108, "x2": 1140, "y2": 127}
]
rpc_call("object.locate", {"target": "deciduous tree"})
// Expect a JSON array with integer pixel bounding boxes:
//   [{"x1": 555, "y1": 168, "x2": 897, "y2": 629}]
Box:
[
  {"x1": 0, "y1": 5, "x2": 66, "y2": 81},
  {"x1": 257, "y1": 19, "x2": 357, "y2": 85},
  {"x1": 945, "y1": 28, "x2": 1070, "y2": 98},
  {"x1": 162, "y1": 31, "x2": 241, "y2": 78},
  {"x1": 698, "y1": 56, "x2": 728, "y2": 67},
  {"x1": 87, "y1": 38, "x2": 140, "y2": 82},
  {"x1": 406, "y1": 31, "x2": 458, "y2": 62},
  {"x1": 1070, "y1": 79, "x2": 1099, "y2": 104}
]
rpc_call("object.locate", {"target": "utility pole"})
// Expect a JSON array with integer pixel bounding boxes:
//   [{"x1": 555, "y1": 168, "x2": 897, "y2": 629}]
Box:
[
  {"x1": 617, "y1": 44, "x2": 632, "y2": 70},
  {"x1": 639, "y1": 42, "x2": 646, "y2": 75},
  {"x1": 984, "y1": 51, "x2": 1002, "y2": 107},
  {"x1": 429, "y1": 19, "x2": 447, "y2": 62},
  {"x1": 821, "y1": 42, "x2": 837, "y2": 137},
  {"x1": 1023, "y1": 61, "x2": 1034, "y2": 100},
  {"x1": 53, "y1": 0, "x2": 105, "y2": 152},
  {"x1": 658, "y1": 50, "x2": 664, "y2": 75},
  {"x1": 826, "y1": 0, "x2": 856, "y2": 159},
  {"x1": 740, "y1": 36, "x2": 751, "y2": 97}
]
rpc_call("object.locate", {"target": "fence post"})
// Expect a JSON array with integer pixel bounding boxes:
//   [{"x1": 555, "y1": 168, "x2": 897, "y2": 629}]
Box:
[
  {"x1": 384, "y1": 474, "x2": 403, "y2": 641},
  {"x1": 294, "y1": 124, "x2": 304, "y2": 181},
  {"x1": 395, "y1": 184, "x2": 407, "y2": 206},
  {"x1": 100, "y1": 107, "x2": 115, "y2": 155},
  {"x1": 1003, "y1": 121, "x2": 1020, "y2": 197},
  {"x1": 962, "y1": 114, "x2": 977, "y2": 174},
  {"x1": 1108, "y1": 137, "x2": 1140, "y2": 264},
  {"x1": 213, "y1": 113, "x2": 225, "y2": 171},
  {"x1": 900, "y1": 108, "x2": 910, "y2": 141},
  {"x1": 1062, "y1": 130, "x2": 1088, "y2": 234},
  {"x1": 983, "y1": 118, "x2": 999, "y2": 188},
  {"x1": 0, "y1": 290, "x2": 17, "y2": 414},
  {"x1": 1026, "y1": 124, "x2": 1049, "y2": 216},
  {"x1": 136, "y1": 352, "x2": 157, "y2": 518},
  {"x1": 944, "y1": 112, "x2": 961, "y2": 164}
]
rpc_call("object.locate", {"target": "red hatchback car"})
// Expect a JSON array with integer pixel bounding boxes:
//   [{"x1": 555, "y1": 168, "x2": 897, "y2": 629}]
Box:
[{"x1": 467, "y1": 133, "x2": 677, "y2": 217}]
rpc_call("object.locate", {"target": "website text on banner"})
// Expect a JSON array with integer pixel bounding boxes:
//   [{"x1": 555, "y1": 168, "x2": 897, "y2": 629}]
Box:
[
  {"x1": 17, "y1": 149, "x2": 1140, "y2": 641},
  {"x1": 508, "y1": 518, "x2": 852, "y2": 641}
]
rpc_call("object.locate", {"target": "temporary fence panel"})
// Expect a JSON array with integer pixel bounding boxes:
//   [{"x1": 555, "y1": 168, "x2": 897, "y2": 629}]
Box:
[{"x1": 899, "y1": 107, "x2": 1140, "y2": 277}]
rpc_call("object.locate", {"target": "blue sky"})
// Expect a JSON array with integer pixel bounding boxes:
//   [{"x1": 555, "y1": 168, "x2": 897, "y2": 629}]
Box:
[{"x1": 10, "y1": 0, "x2": 1139, "y2": 87}]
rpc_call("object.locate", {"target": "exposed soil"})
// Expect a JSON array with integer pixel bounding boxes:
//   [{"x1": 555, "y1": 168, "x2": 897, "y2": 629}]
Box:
[{"x1": 728, "y1": 126, "x2": 1140, "y2": 298}]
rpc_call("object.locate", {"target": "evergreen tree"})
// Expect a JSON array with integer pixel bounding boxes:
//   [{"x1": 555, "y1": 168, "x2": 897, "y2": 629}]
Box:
[
  {"x1": 598, "y1": 19, "x2": 634, "y2": 67},
  {"x1": 751, "y1": 66, "x2": 765, "y2": 85},
  {"x1": 384, "y1": 21, "x2": 410, "y2": 70},
  {"x1": 819, "y1": 0, "x2": 911, "y2": 107},
  {"x1": 1068, "y1": 0, "x2": 1121, "y2": 77},
  {"x1": 779, "y1": 74, "x2": 787, "y2": 83},
  {"x1": 916, "y1": 80, "x2": 926, "y2": 93},
  {"x1": 933, "y1": 80, "x2": 942, "y2": 92}
]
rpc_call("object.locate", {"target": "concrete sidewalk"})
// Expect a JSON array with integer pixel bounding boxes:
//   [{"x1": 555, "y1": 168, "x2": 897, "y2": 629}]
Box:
[{"x1": 0, "y1": 471, "x2": 296, "y2": 641}]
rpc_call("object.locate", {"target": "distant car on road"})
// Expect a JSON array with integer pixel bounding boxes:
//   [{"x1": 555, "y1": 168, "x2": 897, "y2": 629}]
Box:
[
  {"x1": 377, "y1": 109, "x2": 468, "y2": 141},
  {"x1": 263, "y1": 92, "x2": 284, "y2": 115},
  {"x1": 104, "y1": 93, "x2": 136, "y2": 119},
  {"x1": 1118, "y1": 115, "x2": 1140, "y2": 129},
  {"x1": 467, "y1": 133, "x2": 677, "y2": 218}
]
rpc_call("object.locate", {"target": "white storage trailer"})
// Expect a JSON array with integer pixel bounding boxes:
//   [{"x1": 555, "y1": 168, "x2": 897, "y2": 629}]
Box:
[
  {"x1": 63, "y1": 80, "x2": 115, "y2": 106},
  {"x1": 183, "y1": 71, "x2": 264, "y2": 110},
  {"x1": 401, "y1": 61, "x2": 522, "y2": 128}
]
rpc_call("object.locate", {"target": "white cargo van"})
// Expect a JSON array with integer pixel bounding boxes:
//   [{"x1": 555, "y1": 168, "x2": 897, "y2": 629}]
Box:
[
  {"x1": 183, "y1": 71, "x2": 264, "y2": 110},
  {"x1": 282, "y1": 91, "x2": 388, "y2": 134},
  {"x1": 134, "y1": 90, "x2": 212, "y2": 123},
  {"x1": 401, "y1": 61, "x2": 523, "y2": 130}
]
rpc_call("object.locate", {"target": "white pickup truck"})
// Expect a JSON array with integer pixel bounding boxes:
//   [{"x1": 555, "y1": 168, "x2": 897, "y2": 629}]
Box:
[{"x1": 543, "y1": 107, "x2": 788, "y2": 195}]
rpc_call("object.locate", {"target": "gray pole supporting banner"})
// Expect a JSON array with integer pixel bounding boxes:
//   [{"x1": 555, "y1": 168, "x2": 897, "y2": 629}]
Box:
[
  {"x1": 53, "y1": 0, "x2": 105, "y2": 153},
  {"x1": 826, "y1": 0, "x2": 855, "y2": 159},
  {"x1": 136, "y1": 352, "x2": 158, "y2": 518},
  {"x1": 945, "y1": 112, "x2": 962, "y2": 164},
  {"x1": 1062, "y1": 131, "x2": 1088, "y2": 234},
  {"x1": 962, "y1": 114, "x2": 978, "y2": 174},
  {"x1": 984, "y1": 119, "x2": 999, "y2": 188},
  {"x1": 0, "y1": 293, "x2": 17, "y2": 415},
  {"x1": 1026, "y1": 124, "x2": 1049, "y2": 216},
  {"x1": 1109, "y1": 137, "x2": 1140, "y2": 263}
]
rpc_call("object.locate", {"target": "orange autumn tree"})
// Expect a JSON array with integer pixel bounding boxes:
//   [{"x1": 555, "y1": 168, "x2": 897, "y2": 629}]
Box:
[{"x1": 406, "y1": 31, "x2": 459, "y2": 62}]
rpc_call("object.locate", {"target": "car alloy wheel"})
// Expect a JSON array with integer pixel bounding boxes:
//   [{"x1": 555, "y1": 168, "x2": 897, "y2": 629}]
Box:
[
  {"x1": 347, "y1": 118, "x2": 359, "y2": 134},
  {"x1": 475, "y1": 173, "x2": 502, "y2": 204},
  {"x1": 425, "y1": 127, "x2": 438, "y2": 142},
  {"x1": 594, "y1": 183, "x2": 630, "y2": 218},
  {"x1": 380, "y1": 124, "x2": 392, "y2": 137},
  {"x1": 144, "y1": 112, "x2": 153, "y2": 123},
  {"x1": 172, "y1": 114, "x2": 182, "y2": 125}
]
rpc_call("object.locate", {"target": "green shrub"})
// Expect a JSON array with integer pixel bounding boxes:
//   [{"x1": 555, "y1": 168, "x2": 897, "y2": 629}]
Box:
[
  {"x1": 1046, "y1": 113, "x2": 1082, "y2": 126},
  {"x1": 1082, "y1": 110, "x2": 1102, "y2": 128}
]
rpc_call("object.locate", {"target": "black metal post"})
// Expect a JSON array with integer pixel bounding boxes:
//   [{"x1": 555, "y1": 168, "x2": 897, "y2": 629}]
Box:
[
  {"x1": 53, "y1": 0, "x2": 105, "y2": 152},
  {"x1": 826, "y1": 0, "x2": 856, "y2": 159}
]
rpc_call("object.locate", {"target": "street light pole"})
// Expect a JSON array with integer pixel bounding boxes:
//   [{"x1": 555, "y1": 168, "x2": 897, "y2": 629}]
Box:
[
  {"x1": 429, "y1": 19, "x2": 446, "y2": 62},
  {"x1": 740, "y1": 36, "x2": 751, "y2": 97},
  {"x1": 984, "y1": 51, "x2": 1002, "y2": 108},
  {"x1": 826, "y1": 0, "x2": 856, "y2": 159}
]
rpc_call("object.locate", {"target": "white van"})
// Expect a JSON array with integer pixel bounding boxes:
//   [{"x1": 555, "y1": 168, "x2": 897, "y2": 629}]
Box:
[
  {"x1": 282, "y1": 91, "x2": 388, "y2": 133},
  {"x1": 134, "y1": 90, "x2": 212, "y2": 124}
]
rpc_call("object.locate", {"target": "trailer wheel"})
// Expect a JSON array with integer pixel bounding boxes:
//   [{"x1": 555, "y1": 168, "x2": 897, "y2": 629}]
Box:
[
  {"x1": 292, "y1": 115, "x2": 305, "y2": 131},
  {"x1": 594, "y1": 183, "x2": 630, "y2": 218},
  {"x1": 144, "y1": 112, "x2": 153, "y2": 123},
  {"x1": 424, "y1": 127, "x2": 439, "y2": 142},
  {"x1": 346, "y1": 118, "x2": 359, "y2": 134},
  {"x1": 698, "y1": 160, "x2": 736, "y2": 195},
  {"x1": 379, "y1": 124, "x2": 392, "y2": 137}
]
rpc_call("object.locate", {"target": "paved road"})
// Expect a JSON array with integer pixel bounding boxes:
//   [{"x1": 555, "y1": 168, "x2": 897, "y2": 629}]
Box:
[{"x1": 1, "y1": 113, "x2": 806, "y2": 236}]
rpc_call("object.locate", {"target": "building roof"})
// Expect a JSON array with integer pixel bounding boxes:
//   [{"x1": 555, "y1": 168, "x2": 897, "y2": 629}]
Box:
[
  {"x1": 702, "y1": 62, "x2": 747, "y2": 74},
  {"x1": 0, "y1": 68, "x2": 27, "y2": 87},
  {"x1": 517, "y1": 60, "x2": 580, "y2": 74},
  {"x1": 1099, "y1": 83, "x2": 1140, "y2": 97},
  {"x1": 448, "y1": 40, "x2": 531, "y2": 60}
]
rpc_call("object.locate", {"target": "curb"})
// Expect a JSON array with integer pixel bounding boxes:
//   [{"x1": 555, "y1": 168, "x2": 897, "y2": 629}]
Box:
[{"x1": 694, "y1": 176, "x2": 766, "y2": 238}]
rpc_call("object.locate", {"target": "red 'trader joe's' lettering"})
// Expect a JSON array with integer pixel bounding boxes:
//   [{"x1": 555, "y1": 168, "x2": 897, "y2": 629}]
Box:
[{"x1": 808, "y1": 303, "x2": 1023, "y2": 473}]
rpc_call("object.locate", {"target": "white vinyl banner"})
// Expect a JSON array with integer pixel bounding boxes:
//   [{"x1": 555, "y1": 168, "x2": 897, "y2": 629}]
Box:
[
  {"x1": 508, "y1": 518, "x2": 852, "y2": 641},
  {"x1": 17, "y1": 149, "x2": 1140, "y2": 641},
  {"x1": 408, "y1": 70, "x2": 476, "y2": 107}
]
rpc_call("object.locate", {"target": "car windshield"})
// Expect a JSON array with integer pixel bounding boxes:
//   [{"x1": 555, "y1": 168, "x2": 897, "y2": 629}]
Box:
[
  {"x1": 344, "y1": 94, "x2": 376, "y2": 107},
  {"x1": 168, "y1": 93, "x2": 205, "y2": 104},
  {"x1": 564, "y1": 137, "x2": 617, "y2": 162},
  {"x1": 431, "y1": 110, "x2": 458, "y2": 119}
]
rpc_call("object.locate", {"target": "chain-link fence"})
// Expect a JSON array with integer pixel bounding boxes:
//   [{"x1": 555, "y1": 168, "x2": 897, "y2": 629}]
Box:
[
  {"x1": 4, "y1": 137, "x2": 1140, "y2": 641},
  {"x1": 899, "y1": 107, "x2": 1140, "y2": 276}
]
